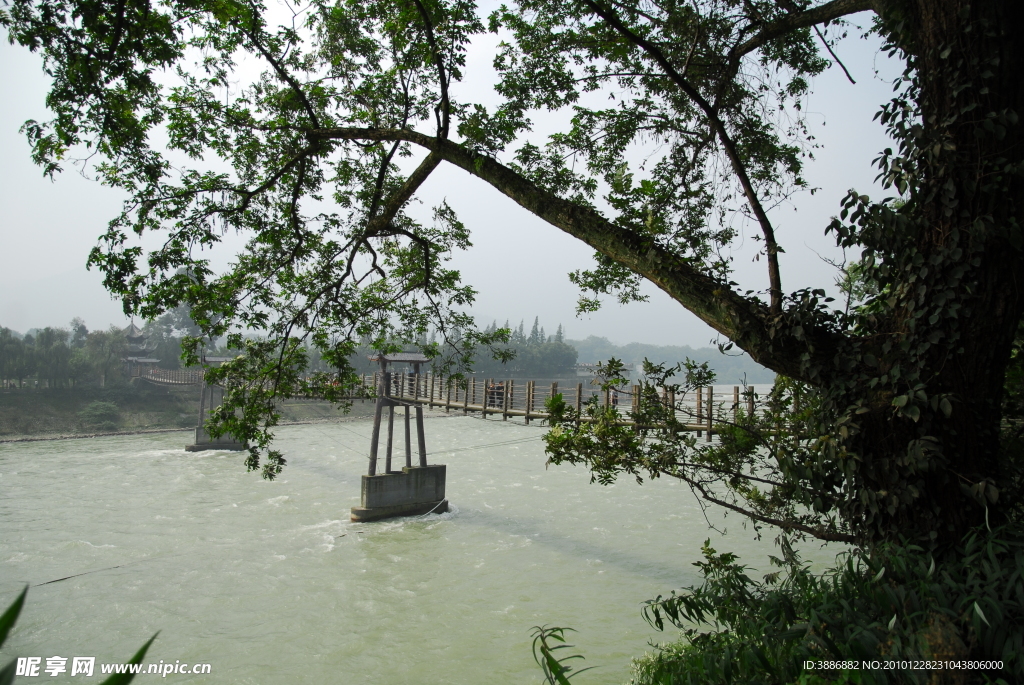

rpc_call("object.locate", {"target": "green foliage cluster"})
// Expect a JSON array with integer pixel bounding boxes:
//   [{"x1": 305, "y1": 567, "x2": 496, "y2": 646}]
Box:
[
  {"x1": 630, "y1": 527, "x2": 1024, "y2": 685},
  {"x1": 545, "y1": 361, "x2": 854, "y2": 542},
  {"x1": 310, "y1": 316, "x2": 577, "y2": 379},
  {"x1": 531, "y1": 625, "x2": 594, "y2": 685}
]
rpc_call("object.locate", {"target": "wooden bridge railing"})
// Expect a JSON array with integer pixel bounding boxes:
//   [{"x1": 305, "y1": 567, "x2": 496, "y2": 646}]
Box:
[
  {"x1": 138, "y1": 368, "x2": 205, "y2": 385},
  {"x1": 138, "y1": 365, "x2": 764, "y2": 440},
  {"x1": 350, "y1": 372, "x2": 761, "y2": 440}
]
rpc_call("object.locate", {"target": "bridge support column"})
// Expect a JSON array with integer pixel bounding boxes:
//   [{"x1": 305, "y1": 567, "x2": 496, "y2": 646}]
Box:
[{"x1": 354, "y1": 354, "x2": 445, "y2": 521}]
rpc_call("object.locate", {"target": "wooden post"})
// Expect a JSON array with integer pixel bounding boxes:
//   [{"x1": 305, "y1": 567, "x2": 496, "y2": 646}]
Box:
[
  {"x1": 413, "y1": 362, "x2": 427, "y2": 467},
  {"x1": 632, "y1": 384, "x2": 640, "y2": 432},
  {"x1": 696, "y1": 386, "x2": 703, "y2": 438},
  {"x1": 668, "y1": 388, "x2": 676, "y2": 434},
  {"x1": 706, "y1": 385, "x2": 713, "y2": 442},
  {"x1": 549, "y1": 382, "x2": 557, "y2": 419},
  {"x1": 503, "y1": 380, "x2": 510, "y2": 421},
  {"x1": 576, "y1": 382, "x2": 583, "y2": 424},
  {"x1": 368, "y1": 367, "x2": 386, "y2": 476},
  {"x1": 446, "y1": 377, "x2": 452, "y2": 412},
  {"x1": 471, "y1": 377, "x2": 477, "y2": 408},
  {"x1": 733, "y1": 386, "x2": 740, "y2": 423},
  {"x1": 482, "y1": 378, "x2": 490, "y2": 418},
  {"x1": 464, "y1": 378, "x2": 470, "y2": 414},
  {"x1": 404, "y1": 404, "x2": 412, "y2": 468},
  {"x1": 524, "y1": 381, "x2": 533, "y2": 424},
  {"x1": 385, "y1": 404, "x2": 395, "y2": 473},
  {"x1": 430, "y1": 373, "x2": 435, "y2": 409},
  {"x1": 747, "y1": 385, "x2": 755, "y2": 418}
]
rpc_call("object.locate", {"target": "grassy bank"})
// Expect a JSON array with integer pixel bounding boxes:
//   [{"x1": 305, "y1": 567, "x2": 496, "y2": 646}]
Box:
[{"x1": 0, "y1": 381, "x2": 381, "y2": 440}]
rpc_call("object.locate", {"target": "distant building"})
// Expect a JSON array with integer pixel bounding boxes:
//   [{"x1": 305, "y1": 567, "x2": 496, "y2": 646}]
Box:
[{"x1": 123, "y1": 323, "x2": 160, "y2": 377}]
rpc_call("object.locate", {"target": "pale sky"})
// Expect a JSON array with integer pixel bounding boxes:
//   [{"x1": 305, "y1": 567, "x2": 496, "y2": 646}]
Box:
[{"x1": 0, "y1": 8, "x2": 899, "y2": 346}]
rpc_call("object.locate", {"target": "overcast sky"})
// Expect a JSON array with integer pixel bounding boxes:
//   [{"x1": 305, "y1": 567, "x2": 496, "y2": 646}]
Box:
[{"x1": 0, "y1": 7, "x2": 899, "y2": 347}]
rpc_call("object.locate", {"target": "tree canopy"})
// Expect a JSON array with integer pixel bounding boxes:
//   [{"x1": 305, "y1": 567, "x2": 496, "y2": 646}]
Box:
[{"x1": 3, "y1": 0, "x2": 1021, "y2": 545}]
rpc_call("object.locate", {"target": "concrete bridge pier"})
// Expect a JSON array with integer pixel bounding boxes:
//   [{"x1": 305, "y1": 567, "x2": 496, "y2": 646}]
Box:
[
  {"x1": 186, "y1": 355, "x2": 247, "y2": 452},
  {"x1": 351, "y1": 353, "x2": 447, "y2": 522}
]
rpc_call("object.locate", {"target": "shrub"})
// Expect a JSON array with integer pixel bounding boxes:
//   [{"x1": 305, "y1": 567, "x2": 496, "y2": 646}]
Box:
[
  {"x1": 78, "y1": 401, "x2": 120, "y2": 431},
  {"x1": 630, "y1": 526, "x2": 1024, "y2": 685}
]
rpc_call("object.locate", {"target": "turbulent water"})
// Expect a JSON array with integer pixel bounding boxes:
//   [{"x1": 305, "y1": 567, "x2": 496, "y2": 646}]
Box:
[{"x1": 1, "y1": 413, "x2": 841, "y2": 684}]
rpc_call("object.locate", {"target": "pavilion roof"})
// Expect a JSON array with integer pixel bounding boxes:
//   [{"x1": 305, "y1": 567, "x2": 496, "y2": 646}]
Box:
[{"x1": 371, "y1": 352, "x2": 430, "y2": 363}]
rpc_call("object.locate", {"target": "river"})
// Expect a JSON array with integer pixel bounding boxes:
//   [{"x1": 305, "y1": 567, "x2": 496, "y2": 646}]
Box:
[{"x1": 1, "y1": 413, "x2": 842, "y2": 683}]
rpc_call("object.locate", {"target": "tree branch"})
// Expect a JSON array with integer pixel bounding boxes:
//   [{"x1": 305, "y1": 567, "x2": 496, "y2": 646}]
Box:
[
  {"x1": 365, "y1": 151, "x2": 443, "y2": 287},
  {"x1": 581, "y1": 0, "x2": 784, "y2": 313},
  {"x1": 815, "y1": 25, "x2": 857, "y2": 84},
  {"x1": 673, "y1": 470, "x2": 856, "y2": 543},
  {"x1": 411, "y1": 0, "x2": 450, "y2": 139},
  {"x1": 733, "y1": 0, "x2": 876, "y2": 59},
  {"x1": 365, "y1": 152, "x2": 442, "y2": 235},
  {"x1": 310, "y1": 126, "x2": 842, "y2": 380},
  {"x1": 242, "y1": 6, "x2": 321, "y2": 129}
]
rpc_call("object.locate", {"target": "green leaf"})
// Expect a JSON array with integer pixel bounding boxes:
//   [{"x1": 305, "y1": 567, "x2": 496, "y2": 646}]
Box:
[
  {"x1": 939, "y1": 397, "x2": 952, "y2": 417},
  {"x1": 0, "y1": 659, "x2": 17, "y2": 685},
  {"x1": 98, "y1": 633, "x2": 159, "y2": 685},
  {"x1": 0, "y1": 586, "x2": 27, "y2": 649},
  {"x1": 973, "y1": 602, "x2": 990, "y2": 627},
  {"x1": 0, "y1": 588, "x2": 27, "y2": 685}
]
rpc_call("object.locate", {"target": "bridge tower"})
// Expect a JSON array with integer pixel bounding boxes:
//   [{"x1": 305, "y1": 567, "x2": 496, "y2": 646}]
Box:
[
  {"x1": 185, "y1": 354, "x2": 247, "y2": 452},
  {"x1": 350, "y1": 353, "x2": 447, "y2": 522}
]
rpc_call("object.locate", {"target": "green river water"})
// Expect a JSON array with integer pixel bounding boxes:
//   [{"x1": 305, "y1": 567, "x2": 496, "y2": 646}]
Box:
[{"x1": 1, "y1": 414, "x2": 843, "y2": 683}]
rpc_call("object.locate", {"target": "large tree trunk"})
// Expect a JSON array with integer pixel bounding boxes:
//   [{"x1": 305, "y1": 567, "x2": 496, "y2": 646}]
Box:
[{"x1": 843, "y1": 0, "x2": 1024, "y2": 545}]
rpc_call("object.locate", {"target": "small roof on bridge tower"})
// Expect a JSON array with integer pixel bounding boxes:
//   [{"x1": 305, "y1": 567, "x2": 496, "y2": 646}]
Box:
[{"x1": 371, "y1": 352, "x2": 430, "y2": 363}]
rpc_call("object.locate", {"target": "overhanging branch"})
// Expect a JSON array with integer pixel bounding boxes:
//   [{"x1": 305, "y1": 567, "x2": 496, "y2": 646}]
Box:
[
  {"x1": 310, "y1": 126, "x2": 842, "y2": 380},
  {"x1": 734, "y1": 0, "x2": 876, "y2": 58}
]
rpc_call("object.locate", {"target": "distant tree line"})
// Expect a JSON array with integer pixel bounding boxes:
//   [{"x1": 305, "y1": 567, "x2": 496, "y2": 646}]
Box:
[
  {"x1": 567, "y1": 335, "x2": 776, "y2": 385},
  {"x1": 5, "y1": 310, "x2": 775, "y2": 389},
  {"x1": 469, "y1": 318, "x2": 577, "y2": 378},
  {"x1": 0, "y1": 319, "x2": 128, "y2": 388},
  {"x1": 300, "y1": 317, "x2": 579, "y2": 379},
  {"x1": 0, "y1": 306, "x2": 209, "y2": 389}
]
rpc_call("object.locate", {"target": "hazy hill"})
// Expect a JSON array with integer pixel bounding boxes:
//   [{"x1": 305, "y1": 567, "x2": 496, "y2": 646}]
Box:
[{"x1": 566, "y1": 336, "x2": 776, "y2": 385}]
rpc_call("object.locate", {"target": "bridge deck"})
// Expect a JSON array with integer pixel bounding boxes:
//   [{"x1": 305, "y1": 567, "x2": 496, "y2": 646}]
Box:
[
  {"x1": 138, "y1": 368, "x2": 763, "y2": 438},
  {"x1": 361, "y1": 373, "x2": 760, "y2": 439}
]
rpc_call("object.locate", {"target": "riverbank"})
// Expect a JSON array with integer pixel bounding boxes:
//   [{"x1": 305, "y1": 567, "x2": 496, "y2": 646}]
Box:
[
  {"x1": 0, "y1": 409, "x2": 466, "y2": 444},
  {"x1": 0, "y1": 382, "x2": 385, "y2": 441}
]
